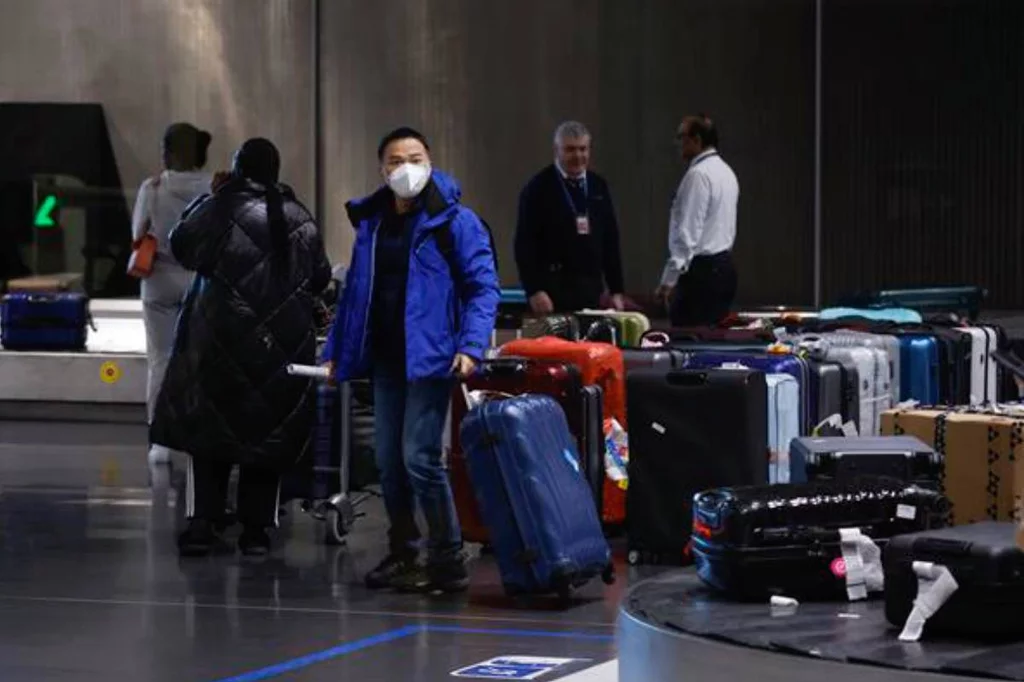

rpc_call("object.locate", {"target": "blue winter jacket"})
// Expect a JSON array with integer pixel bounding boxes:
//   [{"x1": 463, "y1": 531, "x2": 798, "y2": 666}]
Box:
[{"x1": 324, "y1": 170, "x2": 500, "y2": 381}]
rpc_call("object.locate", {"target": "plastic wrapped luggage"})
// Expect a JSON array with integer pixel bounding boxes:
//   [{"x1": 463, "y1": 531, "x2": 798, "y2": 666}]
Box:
[
  {"x1": 626, "y1": 367, "x2": 768, "y2": 565},
  {"x1": 0, "y1": 292, "x2": 91, "y2": 351},
  {"x1": 448, "y1": 358, "x2": 598, "y2": 543},
  {"x1": 766, "y1": 373, "x2": 800, "y2": 483},
  {"x1": 498, "y1": 338, "x2": 627, "y2": 526},
  {"x1": 883, "y1": 522, "x2": 1024, "y2": 638},
  {"x1": 692, "y1": 479, "x2": 948, "y2": 601},
  {"x1": 459, "y1": 393, "x2": 615, "y2": 598},
  {"x1": 789, "y1": 435, "x2": 943, "y2": 487}
]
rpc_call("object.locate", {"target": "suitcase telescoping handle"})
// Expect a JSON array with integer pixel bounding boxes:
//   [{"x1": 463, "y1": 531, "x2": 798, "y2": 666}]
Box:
[{"x1": 479, "y1": 357, "x2": 532, "y2": 375}]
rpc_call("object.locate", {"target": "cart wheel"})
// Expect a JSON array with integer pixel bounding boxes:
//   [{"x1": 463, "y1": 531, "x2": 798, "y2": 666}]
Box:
[
  {"x1": 323, "y1": 497, "x2": 355, "y2": 545},
  {"x1": 601, "y1": 564, "x2": 616, "y2": 585},
  {"x1": 627, "y1": 550, "x2": 640, "y2": 566}
]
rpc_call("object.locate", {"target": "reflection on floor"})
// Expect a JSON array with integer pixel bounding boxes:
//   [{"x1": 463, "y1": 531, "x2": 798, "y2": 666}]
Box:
[{"x1": 0, "y1": 419, "x2": 632, "y2": 681}]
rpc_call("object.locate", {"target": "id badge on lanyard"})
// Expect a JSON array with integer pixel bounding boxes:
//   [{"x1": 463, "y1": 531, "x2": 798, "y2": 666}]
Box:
[{"x1": 560, "y1": 177, "x2": 590, "y2": 236}]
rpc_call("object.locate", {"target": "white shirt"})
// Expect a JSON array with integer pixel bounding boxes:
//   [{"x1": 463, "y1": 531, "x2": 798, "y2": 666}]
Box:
[{"x1": 660, "y1": 149, "x2": 739, "y2": 286}]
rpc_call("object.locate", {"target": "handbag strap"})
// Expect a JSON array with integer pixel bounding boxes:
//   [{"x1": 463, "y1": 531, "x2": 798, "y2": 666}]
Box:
[{"x1": 141, "y1": 174, "x2": 162, "y2": 237}]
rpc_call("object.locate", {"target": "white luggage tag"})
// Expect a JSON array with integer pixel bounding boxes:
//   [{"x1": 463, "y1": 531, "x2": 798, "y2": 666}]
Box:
[
  {"x1": 838, "y1": 528, "x2": 884, "y2": 602},
  {"x1": 898, "y1": 561, "x2": 959, "y2": 642}
]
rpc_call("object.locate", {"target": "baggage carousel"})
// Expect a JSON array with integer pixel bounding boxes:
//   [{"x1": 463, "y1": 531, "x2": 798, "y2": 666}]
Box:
[
  {"x1": 618, "y1": 570, "x2": 1024, "y2": 682},
  {"x1": 0, "y1": 299, "x2": 147, "y2": 415}
]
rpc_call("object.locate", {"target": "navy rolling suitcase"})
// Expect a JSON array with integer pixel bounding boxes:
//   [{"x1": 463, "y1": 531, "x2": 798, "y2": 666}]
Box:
[
  {"x1": 0, "y1": 292, "x2": 91, "y2": 351},
  {"x1": 459, "y1": 393, "x2": 615, "y2": 599}
]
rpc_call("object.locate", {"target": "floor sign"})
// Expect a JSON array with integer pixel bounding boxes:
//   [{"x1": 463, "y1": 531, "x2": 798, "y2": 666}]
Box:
[{"x1": 451, "y1": 656, "x2": 578, "y2": 680}]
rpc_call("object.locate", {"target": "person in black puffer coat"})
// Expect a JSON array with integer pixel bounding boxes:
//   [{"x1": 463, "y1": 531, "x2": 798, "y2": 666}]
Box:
[{"x1": 151, "y1": 138, "x2": 332, "y2": 558}]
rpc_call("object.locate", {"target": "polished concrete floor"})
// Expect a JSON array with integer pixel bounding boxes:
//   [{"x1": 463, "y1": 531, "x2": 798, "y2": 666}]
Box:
[{"x1": 0, "y1": 418, "x2": 627, "y2": 681}]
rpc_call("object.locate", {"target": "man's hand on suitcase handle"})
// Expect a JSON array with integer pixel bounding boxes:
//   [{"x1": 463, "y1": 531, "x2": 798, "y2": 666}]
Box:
[{"x1": 451, "y1": 353, "x2": 477, "y2": 380}]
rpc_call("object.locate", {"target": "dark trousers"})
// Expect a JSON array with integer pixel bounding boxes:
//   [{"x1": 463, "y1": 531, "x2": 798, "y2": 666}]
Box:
[
  {"x1": 373, "y1": 370, "x2": 461, "y2": 564},
  {"x1": 549, "y1": 274, "x2": 604, "y2": 313},
  {"x1": 186, "y1": 456, "x2": 281, "y2": 529},
  {"x1": 670, "y1": 251, "x2": 738, "y2": 326}
]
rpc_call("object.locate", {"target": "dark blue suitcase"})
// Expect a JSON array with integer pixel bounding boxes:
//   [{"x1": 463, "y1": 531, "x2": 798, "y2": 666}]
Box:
[
  {"x1": 0, "y1": 292, "x2": 90, "y2": 351},
  {"x1": 459, "y1": 394, "x2": 615, "y2": 599}
]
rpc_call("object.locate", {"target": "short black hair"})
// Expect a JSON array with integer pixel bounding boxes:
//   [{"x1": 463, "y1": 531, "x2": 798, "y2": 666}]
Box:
[
  {"x1": 683, "y1": 113, "x2": 719, "y2": 149},
  {"x1": 377, "y1": 126, "x2": 430, "y2": 160}
]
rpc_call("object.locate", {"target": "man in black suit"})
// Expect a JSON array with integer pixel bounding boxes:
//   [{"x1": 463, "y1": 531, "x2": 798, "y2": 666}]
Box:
[{"x1": 514, "y1": 121, "x2": 625, "y2": 314}]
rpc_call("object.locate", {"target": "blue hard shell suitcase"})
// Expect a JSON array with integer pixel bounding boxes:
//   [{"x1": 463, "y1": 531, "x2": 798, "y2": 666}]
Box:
[
  {"x1": 0, "y1": 292, "x2": 90, "y2": 351},
  {"x1": 459, "y1": 394, "x2": 615, "y2": 598},
  {"x1": 897, "y1": 334, "x2": 940, "y2": 404}
]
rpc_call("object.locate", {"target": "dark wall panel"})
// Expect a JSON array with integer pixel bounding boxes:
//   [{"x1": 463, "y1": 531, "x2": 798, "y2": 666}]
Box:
[
  {"x1": 821, "y1": 0, "x2": 1024, "y2": 308},
  {"x1": 321, "y1": 0, "x2": 815, "y2": 304}
]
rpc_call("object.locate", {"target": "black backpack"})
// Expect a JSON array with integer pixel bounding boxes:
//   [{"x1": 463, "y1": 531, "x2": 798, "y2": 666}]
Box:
[{"x1": 433, "y1": 215, "x2": 499, "y2": 279}]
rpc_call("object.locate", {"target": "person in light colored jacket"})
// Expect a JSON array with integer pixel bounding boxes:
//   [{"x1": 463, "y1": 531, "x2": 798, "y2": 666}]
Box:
[{"x1": 130, "y1": 122, "x2": 212, "y2": 467}]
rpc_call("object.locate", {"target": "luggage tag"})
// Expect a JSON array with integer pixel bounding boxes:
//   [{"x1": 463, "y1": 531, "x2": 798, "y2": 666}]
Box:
[
  {"x1": 898, "y1": 562, "x2": 960, "y2": 642},
  {"x1": 575, "y1": 216, "x2": 591, "y2": 235}
]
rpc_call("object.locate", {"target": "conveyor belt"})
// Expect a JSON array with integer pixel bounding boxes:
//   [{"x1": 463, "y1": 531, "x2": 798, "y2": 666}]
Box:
[
  {"x1": 619, "y1": 571, "x2": 986, "y2": 682},
  {"x1": 0, "y1": 299, "x2": 146, "y2": 404}
]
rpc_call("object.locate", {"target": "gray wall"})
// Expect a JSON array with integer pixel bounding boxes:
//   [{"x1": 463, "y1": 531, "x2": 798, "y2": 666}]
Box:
[
  {"x1": 0, "y1": 0, "x2": 315, "y2": 209},
  {"x1": 1, "y1": 0, "x2": 814, "y2": 304},
  {"x1": 321, "y1": 0, "x2": 816, "y2": 303}
]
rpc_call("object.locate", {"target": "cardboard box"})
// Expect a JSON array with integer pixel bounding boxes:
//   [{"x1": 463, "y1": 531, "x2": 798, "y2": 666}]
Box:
[{"x1": 882, "y1": 408, "x2": 1024, "y2": 525}]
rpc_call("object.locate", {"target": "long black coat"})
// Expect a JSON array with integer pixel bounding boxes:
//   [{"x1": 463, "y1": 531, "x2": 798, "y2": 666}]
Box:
[{"x1": 150, "y1": 178, "x2": 332, "y2": 471}]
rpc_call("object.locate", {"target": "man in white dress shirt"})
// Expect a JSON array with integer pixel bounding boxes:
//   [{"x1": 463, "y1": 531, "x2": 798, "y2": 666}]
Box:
[{"x1": 656, "y1": 114, "x2": 740, "y2": 326}]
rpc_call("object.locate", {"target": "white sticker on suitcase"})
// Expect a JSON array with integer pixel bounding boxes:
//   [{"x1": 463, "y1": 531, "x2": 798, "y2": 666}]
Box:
[
  {"x1": 896, "y1": 504, "x2": 917, "y2": 520},
  {"x1": 651, "y1": 422, "x2": 666, "y2": 435}
]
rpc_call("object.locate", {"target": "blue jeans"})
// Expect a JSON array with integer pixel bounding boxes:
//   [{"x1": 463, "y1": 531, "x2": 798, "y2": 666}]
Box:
[{"x1": 373, "y1": 370, "x2": 461, "y2": 564}]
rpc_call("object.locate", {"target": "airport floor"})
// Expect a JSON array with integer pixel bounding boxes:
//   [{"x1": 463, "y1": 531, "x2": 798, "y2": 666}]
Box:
[{"x1": 0, "y1": 418, "x2": 635, "y2": 682}]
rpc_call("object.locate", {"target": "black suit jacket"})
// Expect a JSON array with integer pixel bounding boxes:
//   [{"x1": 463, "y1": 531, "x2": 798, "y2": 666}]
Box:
[{"x1": 514, "y1": 165, "x2": 624, "y2": 310}]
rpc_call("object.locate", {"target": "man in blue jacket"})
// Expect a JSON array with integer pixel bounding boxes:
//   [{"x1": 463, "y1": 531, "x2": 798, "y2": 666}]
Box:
[{"x1": 325, "y1": 127, "x2": 499, "y2": 593}]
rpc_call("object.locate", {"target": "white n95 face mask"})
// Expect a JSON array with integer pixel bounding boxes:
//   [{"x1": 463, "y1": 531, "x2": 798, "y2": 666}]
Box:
[{"x1": 387, "y1": 163, "x2": 431, "y2": 199}]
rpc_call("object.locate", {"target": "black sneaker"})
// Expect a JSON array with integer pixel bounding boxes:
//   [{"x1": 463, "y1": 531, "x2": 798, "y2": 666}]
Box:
[
  {"x1": 177, "y1": 519, "x2": 217, "y2": 557},
  {"x1": 238, "y1": 527, "x2": 271, "y2": 558},
  {"x1": 365, "y1": 554, "x2": 418, "y2": 590},
  {"x1": 394, "y1": 559, "x2": 470, "y2": 594}
]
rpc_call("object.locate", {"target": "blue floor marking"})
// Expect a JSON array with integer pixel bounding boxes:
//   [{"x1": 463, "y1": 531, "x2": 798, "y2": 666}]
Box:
[
  {"x1": 211, "y1": 625, "x2": 422, "y2": 682},
  {"x1": 211, "y1": 623, "x2": 614, "y2": 681}
]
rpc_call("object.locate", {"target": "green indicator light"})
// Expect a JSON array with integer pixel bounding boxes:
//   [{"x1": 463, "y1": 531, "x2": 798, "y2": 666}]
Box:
[{"x1": 34, "y1": 194, "x2": 58, "y2": 228}]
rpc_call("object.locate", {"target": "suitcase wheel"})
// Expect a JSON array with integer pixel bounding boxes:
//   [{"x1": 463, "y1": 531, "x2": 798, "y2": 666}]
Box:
[{"x1": 601, "y1": 564, "x2": 616, "y2": 586}]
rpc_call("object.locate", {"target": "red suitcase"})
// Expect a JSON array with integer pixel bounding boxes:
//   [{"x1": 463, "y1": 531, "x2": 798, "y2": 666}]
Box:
[{"x1": 498, "y1": 337, "x2": 627, "y2": 526}]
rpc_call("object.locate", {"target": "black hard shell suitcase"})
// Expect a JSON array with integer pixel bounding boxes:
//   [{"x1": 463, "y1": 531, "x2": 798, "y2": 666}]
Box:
[
  {"x1": 884, "y1": 522, "x2": 1024, "y2": 638},
  {"x1": 692, "y1": 479, "x2": 948, "y2": 601},
  {"x1": 626, "y1": 368, "x2": 768, "y2": 566},
  {"x1": 789, "y1": 435, "x2": 943, "y2": 489}
]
